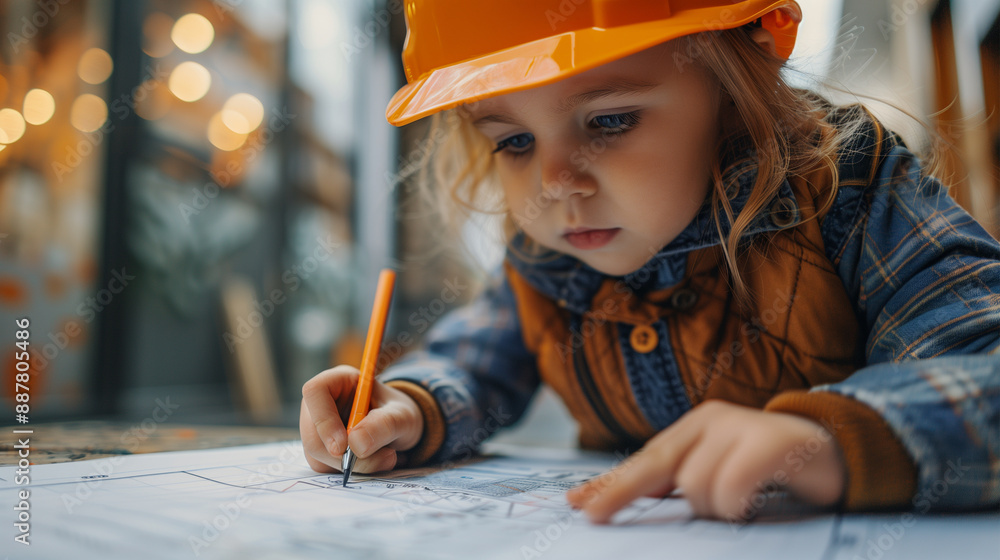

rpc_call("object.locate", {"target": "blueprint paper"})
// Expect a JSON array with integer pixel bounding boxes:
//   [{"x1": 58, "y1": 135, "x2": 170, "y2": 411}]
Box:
[{"x1": 1, "y1": 441, "x2": 996, "y2": 560}]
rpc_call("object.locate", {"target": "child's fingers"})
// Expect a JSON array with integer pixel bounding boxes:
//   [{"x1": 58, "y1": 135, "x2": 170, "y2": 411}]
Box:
[
  {"x1": 299, "y1": 401, "x2": 339, "y2": 473},
  {"x1": 301, "y1": 367, "x2": 359, "y2": 456},
  {"x1": 569, "y1": 424, "x2": 702, "y2": 523},
  {"x1": 568, "y1": 455, "x2": 670, "y2": 523},
  {"x1": 673, "y1": 432, "x2": 731, "y2": 517},
  {"x1": 565, "y1": 478, "x2": 603, "y2": 508},
  {"x1": 351, "y1": 447, "x2": 398, "y2": 475},
  {"x1": 347, "y1": 404, "x2": 412, "y2": 458}
]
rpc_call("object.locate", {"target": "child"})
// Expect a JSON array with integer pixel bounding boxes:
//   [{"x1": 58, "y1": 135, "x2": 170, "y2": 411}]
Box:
[{"x1": 300, "y1": 0, "x2": 1000, "y2": 523}]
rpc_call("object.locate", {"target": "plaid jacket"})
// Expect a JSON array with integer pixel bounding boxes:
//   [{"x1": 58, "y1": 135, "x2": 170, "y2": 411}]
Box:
[{"x1": 382, "y1": 109, "x2": 1000, "y2": 512}]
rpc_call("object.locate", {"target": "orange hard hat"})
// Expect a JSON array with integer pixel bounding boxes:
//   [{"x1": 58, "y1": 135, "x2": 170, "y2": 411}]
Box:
[{"x1": 386, "y1": 0, "x2": 801, "y2": 126}]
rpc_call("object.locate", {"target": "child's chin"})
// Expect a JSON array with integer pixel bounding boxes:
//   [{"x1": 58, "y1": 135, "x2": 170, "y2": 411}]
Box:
[{"x1": 578, "y1": 255, "x2": 654, "y2": 278}]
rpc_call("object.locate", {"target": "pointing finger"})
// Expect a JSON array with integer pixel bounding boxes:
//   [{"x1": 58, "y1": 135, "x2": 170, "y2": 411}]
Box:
[{"x1": 569, "y1": 425, "x2": 703, "y2": 523}]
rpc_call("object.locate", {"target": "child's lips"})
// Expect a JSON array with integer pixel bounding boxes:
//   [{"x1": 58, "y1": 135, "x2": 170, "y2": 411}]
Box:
[{"x1": 563, "y1": 227, "x2": 621, "y2": 250}]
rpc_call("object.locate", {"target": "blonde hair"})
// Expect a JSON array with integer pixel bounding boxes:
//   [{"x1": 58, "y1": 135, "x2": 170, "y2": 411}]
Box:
[{"x1": 401, "y1": 24, "x2": 942, "y2": 303}]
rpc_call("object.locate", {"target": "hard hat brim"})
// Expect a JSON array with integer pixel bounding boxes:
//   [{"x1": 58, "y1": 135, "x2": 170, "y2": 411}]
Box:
[{"x1": 386, "y1": 1, "x2": 800, "y2": 126}]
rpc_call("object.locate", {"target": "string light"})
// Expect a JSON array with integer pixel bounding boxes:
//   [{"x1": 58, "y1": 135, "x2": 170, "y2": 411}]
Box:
[
  {"x1": 23, "y1": 89, "x2": 56, "y2": 125},
  {"x1": 208, "y1": 111, "x2": 247, "y2": 151},
  {"x1": 0, "y1": 109, "x2": 26, "y2": 144},
  {"x1": 171, "y1": 13, "x2": 215, "y2": 54},
  {"x1": 221, "y1": 93, "x2": 264, "y2": 134},
  {"x1": 168, "y1": 61, "x2": 211, "y2": 102},
  {"x1": 78, "y1": 48, "x2": 114, "y2": 84},
  {"x1": 70, "y1": 94, "x2": 108, "y2": 132}
]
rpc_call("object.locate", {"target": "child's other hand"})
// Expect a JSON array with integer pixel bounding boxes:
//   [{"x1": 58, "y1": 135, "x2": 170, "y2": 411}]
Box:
[
  {"x1": 299, "y1": 365, "x2": 424, "y2": 474},
  {"x1": 565, "y1": 400, "x2": 845, "y2": 523}
]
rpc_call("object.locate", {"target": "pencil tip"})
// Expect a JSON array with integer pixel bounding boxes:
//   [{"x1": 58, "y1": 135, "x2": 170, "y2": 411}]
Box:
[{"x1": 341, "y1": 447, "x2": 356, "y2": 488}]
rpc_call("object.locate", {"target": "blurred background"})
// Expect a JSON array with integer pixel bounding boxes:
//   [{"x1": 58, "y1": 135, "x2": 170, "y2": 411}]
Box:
[{"x1": 0, "y1": 0, "x2": 997, "y2": 431}]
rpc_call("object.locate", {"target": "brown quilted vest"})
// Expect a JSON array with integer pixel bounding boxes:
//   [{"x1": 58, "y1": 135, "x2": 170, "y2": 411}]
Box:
[{"x1": 505, "y1": 154, "x2": 874, "y2": 451}]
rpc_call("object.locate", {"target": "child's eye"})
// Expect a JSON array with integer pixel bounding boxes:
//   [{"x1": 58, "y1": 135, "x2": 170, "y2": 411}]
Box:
[
  {"x1": 590, "y1": 111, "x2": 642, "y2": 134},
  {"x1": 492, "y1": 133, "x2": 534, "y2": 156}
]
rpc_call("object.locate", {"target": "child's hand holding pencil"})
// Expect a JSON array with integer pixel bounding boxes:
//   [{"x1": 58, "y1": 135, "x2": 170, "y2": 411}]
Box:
[
  {"x1": 299, "y1": 364, "x2": 425, "y2": 475},
  {"x1": 300, "y1": 270, "x2": 424, "y2": 477}
]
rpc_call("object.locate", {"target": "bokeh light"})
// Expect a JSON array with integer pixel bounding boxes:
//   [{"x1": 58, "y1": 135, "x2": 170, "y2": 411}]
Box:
[
  {"x1": 70, "y1": 94, "x2": 108, "y2": 132},
  {"x1": 77, "y1": 48, "x2": 114, "y2": 84},
  {"x1": 171, "y1": 13, "x2": 215, "y2": 54},
  {"x1": 0, "y1": 109, "x2": 27, "y2": 144},
  {"x1": 221, "y1": 93, "x2": 264, "y2": 134},
  {"x1": 23, "y1": 89, "x2": 56, "y2": 125},
  {"x1": 208, "y1": 111, "x2": 248, "y2": 151},
  {"x1": 143, "y1": 12, "x2": 175, "y2": 58},
  {"x1": 168, "y1": 61, "x2": 211, "y2": 102}
]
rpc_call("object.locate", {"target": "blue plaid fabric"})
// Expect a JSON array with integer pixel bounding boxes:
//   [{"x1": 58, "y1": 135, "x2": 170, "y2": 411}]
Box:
[
  {"x1": 382, "y1": 116, "x2": 1000, "y2": 510},
  {"x1": 815, "y1": 139, "x2": 1000, "y2": 509}
]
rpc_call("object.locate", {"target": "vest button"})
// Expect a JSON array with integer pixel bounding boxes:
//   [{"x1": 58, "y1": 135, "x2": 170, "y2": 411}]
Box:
[
  {"x1": 670, "y1": 288, "x2": 698, "y2": 311},
  {"x1": 630, "y1": 325, "x2": 658, "y2": 353},
  {"x1": 770, "y1": 197, "x2": 798, "y2": 228}
]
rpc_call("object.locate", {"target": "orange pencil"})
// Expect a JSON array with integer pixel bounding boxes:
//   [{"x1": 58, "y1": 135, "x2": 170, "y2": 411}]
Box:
[{"x1": 342, "y1": 268, "x2": 396, "y2": 486}]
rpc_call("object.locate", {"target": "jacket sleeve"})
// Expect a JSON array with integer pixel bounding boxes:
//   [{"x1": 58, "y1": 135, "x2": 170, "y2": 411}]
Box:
[
  {"x1": 766, "y1": 141, "x2": 1000, "y2": 512},
  {"x1": 379, "y1": 268, "x2": 540, "y2": 465}
]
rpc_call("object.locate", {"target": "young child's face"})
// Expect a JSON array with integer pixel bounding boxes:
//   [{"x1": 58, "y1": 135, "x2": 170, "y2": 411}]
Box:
[{"x1": 468, "y1": 41, "x2": 722, "y2": 276}]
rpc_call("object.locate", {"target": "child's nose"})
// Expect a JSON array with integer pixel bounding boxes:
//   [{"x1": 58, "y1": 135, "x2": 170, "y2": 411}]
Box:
[{"x1": 539, "y1": 148, "x2": 598, "y2": 200}]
